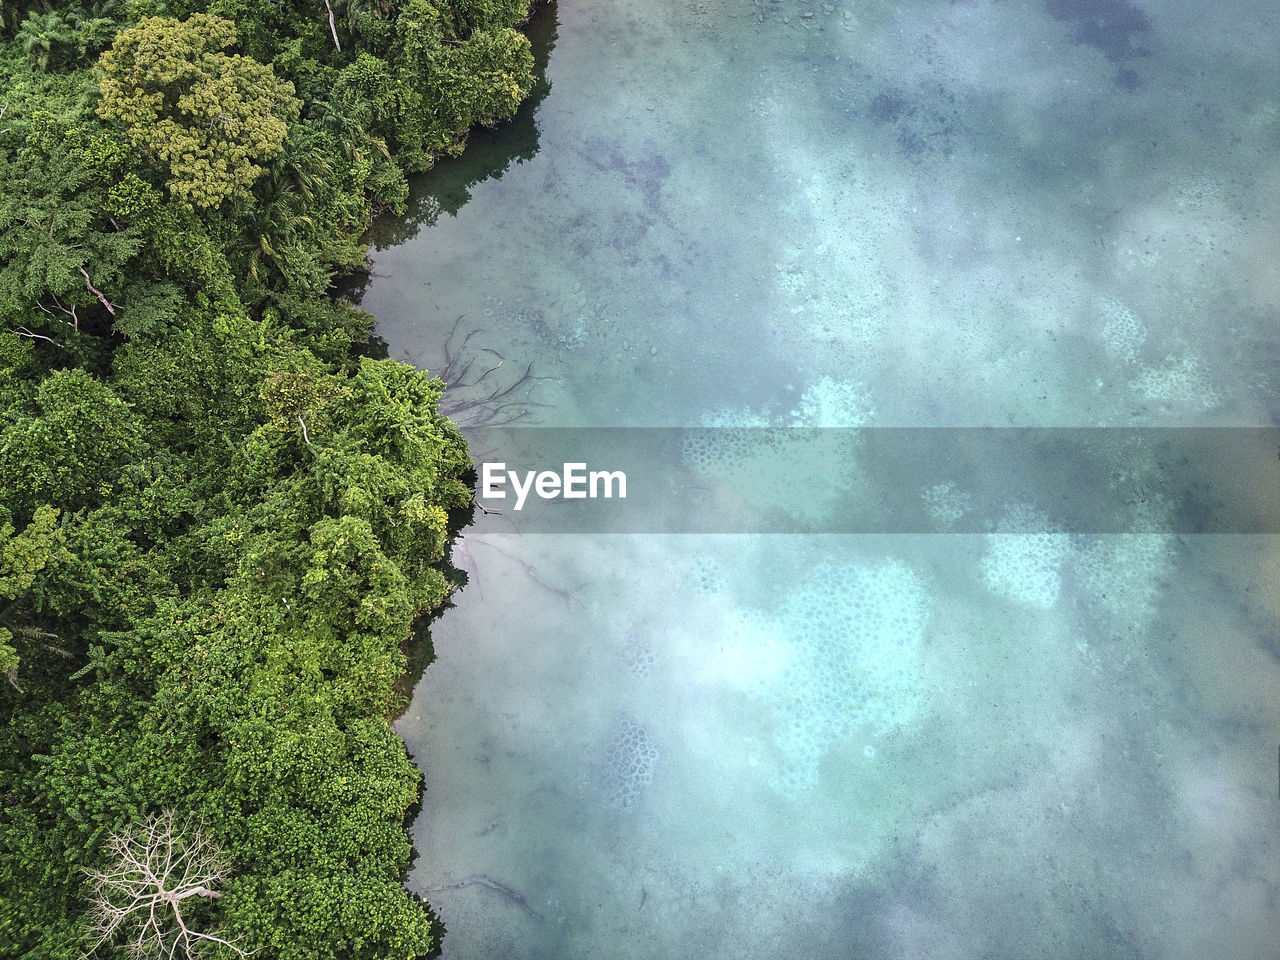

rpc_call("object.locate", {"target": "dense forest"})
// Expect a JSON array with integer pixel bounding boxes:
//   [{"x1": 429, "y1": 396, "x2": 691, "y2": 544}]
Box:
[{"x1": 0, "y1": 1, "x2": 538, "y2": 956}]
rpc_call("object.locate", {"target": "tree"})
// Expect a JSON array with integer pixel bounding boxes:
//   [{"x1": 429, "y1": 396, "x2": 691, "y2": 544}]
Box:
[
  {"x1": 17, "y1": 10, "x2": 76, "y2": 71},
  {"x1": 428, "y1": 27, "x2": 534, "y2": 146},
  {"x1": 0, "y1": 503, "x2": 65, "y2": 690},
  {"x1": 0, "y1": 368, "x2": 145, "y2": 517},
  {"x1": 83, "y1": 810, "x2": 248, "y2": 959},
  {"x1": 0, "y1": 0, "x2": 539, "y2": 954},
  {"x1": 0, "y1": 112, "x2": 143, "y2": 345},
  {"x1": 392, "y1": 0, "x2": 534, "y2": 169},
  {"x1": 96, "y1": 15, "x2": 302, "y2": 209}
]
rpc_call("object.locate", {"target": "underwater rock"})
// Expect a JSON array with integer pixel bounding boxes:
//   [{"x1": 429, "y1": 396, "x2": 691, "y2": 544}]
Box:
[{"x1": 866, "y1": 81, "x2": 962, "y2": 162}]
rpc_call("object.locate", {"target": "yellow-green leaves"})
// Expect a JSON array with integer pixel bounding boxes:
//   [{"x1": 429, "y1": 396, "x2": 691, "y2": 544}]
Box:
[
  {"x1": 260, "y1": 368, "x2": 350, "y2": 437},
  {"x1": 96, "y1": 15, "x2": 301, "y2": 209},
  {"x1": 0, "y1": 504, "x2": 66, "y2": 690},
  {"x1": 0, "y1": 505, "x2": 63, "y2": 602}
]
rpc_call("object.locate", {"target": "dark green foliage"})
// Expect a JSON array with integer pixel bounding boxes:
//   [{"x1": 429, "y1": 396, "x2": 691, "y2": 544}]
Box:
[
  {"x1": 452, "y1": 0, "x2": 532, "y2": 34},
  {"x1": 0, "y1": 503, "x2": 67, "y2": 688},
  {"x1": 0, "y1": 369, "x2": 144, "y2": 517},
  {"x1": 0, "y1": 0, "x2": 541, "y2": 957},
  {"x1": 427, "y1": 27, "x2": 535, "y2": 146},
  {"x1": 0, "y1": 111, "x2": 143, "y2": 350},
  {"x1": 393, "y1": 0, "x2": 535, "y2": 170},
  {"x1": 16, "y1": 2, "x2": 123, "y2": 70}
]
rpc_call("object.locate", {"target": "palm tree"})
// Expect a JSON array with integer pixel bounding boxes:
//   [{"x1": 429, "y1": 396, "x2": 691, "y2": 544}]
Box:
[
  {"x1": 69, "y1": 0, "x2": 124, "y2": 58},
  {"x1": 229, "y1": 128, "x2": 335, "y2": 293},
  {"x1": 267, "y1": 123, "x2": 337, "y2": 208},
  {"x1": 17, "y1": 11, "x2": 75, "y2": 71}
]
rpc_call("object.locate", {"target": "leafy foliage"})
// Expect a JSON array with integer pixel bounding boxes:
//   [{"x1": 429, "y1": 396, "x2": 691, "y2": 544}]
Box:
[
  {"x1": 96, "y1": 15, "x2": 302, "y2": 209},
  {"x1": 0, "y1": 504, "x2": 66, "y2": 689},
  {"x1": 0, "y1": 0, "x2": 542, "y2": 956},
  {"x1": 392, "y1": 0, "x2": 534, "y2": 169}
]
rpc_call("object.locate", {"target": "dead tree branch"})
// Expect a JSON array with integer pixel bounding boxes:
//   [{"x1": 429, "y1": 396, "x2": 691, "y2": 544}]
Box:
[
  {"x1": 323, "y1": 0, "x2": 342, "y2": 50},
  {"x1": 12, "y1": 326, "x2": 61, "y2": 347},
  {"x1": 79, "y1": 267, "x2": 116, "y2": 316},
  {"x1": 426, "y1": 316, "x2": 558, "y2": 426},
  {"x1": 424, "y1": 875, "x2": 544, "y2": 922},
  {"x1": 469, "y1": 493, "x2": 502, "y2": 517},
  {"x1": 470, "y1": 538, "x2": 584, "y2": 610},
  {"x1": 36, "y1": 297, "x2": 79, "y2": 332},
  {"x1": 83, "y1": 810, "x2": 251, "y2": 959}
]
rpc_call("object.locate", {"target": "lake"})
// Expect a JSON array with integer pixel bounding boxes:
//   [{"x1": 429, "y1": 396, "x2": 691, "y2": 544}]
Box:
[{"x1": 361, "y1": 0, "x2": 1280, "y2": 956}]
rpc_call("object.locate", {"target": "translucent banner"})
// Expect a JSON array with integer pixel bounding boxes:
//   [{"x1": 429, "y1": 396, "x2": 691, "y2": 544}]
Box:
[{"x1": 463, "y1": 428, "x2": 1280, "y2": 533}]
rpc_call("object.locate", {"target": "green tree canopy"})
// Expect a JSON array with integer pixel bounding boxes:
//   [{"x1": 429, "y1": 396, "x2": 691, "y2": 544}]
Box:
[
  {"x1": 0, "y1": 0, "x2": 542, "y2": 955},
  {"x1": 0, "y1": 504, "x2": 65, "y2": 689},
  {"x1": 96, "y1": 14, "x2": 302, "y2": 209}
]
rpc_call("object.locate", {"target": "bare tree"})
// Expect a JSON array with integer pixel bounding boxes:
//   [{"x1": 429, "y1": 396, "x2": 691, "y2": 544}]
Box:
[
  {"x1": 424, "y1": 314, "x2": 552, "y2": 427},
  {"x1": 83, "y1": 810, "x2": 250, "y2": 959}
]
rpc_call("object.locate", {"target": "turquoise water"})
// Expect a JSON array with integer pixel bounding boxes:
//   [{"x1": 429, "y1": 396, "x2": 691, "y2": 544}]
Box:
[{"x1": 363, "y1": 0, "x2": 1280, "y2": 956}]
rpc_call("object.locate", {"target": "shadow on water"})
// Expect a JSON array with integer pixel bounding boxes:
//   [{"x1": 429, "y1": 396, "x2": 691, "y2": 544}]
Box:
[
  {"x1": 391, "y1": 498, "x2": 477, "y2": 722},
  {"x1": 339, "y1": 1, "x2": 558, "y2": 350},
  {"x1": 367, "y1": 0, "x2": 560, "y2": 251},
  {"x1": 1044, "y1": 0, "x2": 1152, "y2": 90}
]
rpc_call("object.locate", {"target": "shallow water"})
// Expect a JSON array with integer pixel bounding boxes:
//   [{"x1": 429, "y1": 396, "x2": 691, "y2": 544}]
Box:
[{"x1": 363, "y1": 0, "x2": 1280, "y2": 956}]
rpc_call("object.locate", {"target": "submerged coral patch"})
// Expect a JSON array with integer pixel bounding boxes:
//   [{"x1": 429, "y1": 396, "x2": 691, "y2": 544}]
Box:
[
  {"x1": 1131, "y1": 356, "x2": 1220, "y2": 412},
  {"x1": 789, "y1": 376, "x2": 876, "y2": 428},
  {"x1": 622, "y1": 635, "x2": 656, "y2": 679},
  {"x1": 922, "y1": 482, "x2": 972, "y2": 529},
  {"x1": 681, "y1": 379, "x2": 874, "y2": 526},
  {"x1": 763, "y1": 560, "x2": 931, "y2": 794},
  {"x1": 981, "y1": 504, "x2": 1070, "y2": 609},
  {"x1": 1099, "y1": 298, "x2": 1147, "y2": 364},
  {"x1": 601, "y1": 717, "x2": 660, "y2": 809},
  {"x1": 688, "y1": 554, "x2": 727, "y2": 594}
]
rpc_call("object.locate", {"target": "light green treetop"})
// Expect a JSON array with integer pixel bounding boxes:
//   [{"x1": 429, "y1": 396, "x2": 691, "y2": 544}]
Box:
[{"x1": 96, "y1": 14, "x2": 301, "y2": 209}]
